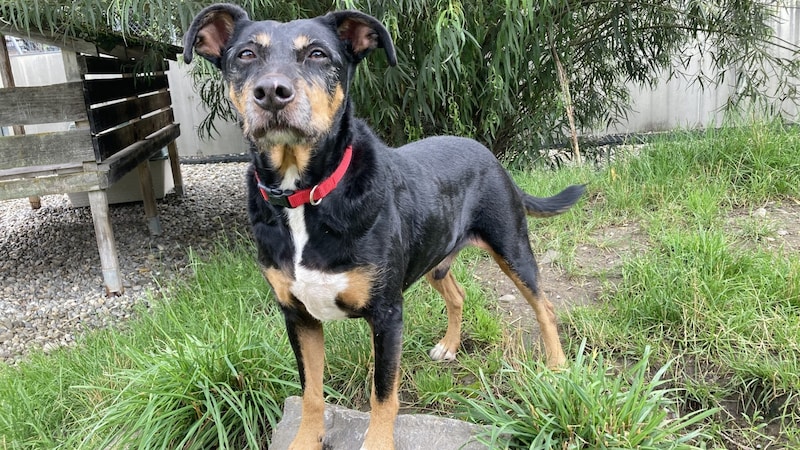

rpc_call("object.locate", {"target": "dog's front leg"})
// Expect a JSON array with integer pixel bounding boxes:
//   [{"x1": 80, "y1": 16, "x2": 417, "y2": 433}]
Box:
[
  {"x1": 283, "y1": 307, "x2": 326, "y2": 450},
  {"x1": 362, "y1": 305, "x2": 403, "y2": 450}
]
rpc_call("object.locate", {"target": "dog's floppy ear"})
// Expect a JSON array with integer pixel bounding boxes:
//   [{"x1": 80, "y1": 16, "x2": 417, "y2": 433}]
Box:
[
  {"x1": 327, "y1": 11, "x2": 397, "y2": 67},
  {"x1": 183, "y1": 3, "x2": 249, "y2": 67}
]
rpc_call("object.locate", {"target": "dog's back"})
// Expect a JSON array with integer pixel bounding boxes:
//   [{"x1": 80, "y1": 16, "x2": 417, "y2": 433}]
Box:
[
  {"x1": 385, "y1": 134, "x2": 584, "y2": 222},
  {"x1": 362, "y1": 133, "x2": 584, "y2": 287}
]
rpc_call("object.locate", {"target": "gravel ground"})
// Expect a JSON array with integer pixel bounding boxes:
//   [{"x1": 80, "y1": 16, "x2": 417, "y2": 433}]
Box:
[{"x1": 0, "y1": 162, "x2": 252, "y2": 364}]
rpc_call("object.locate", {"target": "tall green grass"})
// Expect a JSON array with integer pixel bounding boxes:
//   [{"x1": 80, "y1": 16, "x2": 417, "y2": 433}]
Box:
[
  {"x1": 567, "y1": 121, "x2": 800, "y2": 446},
  {"x1": 571, "y1": 228, "x2": 800, "y2": 383},
  {"x1": 0, "y1": 243, "x2": 294, "y2": 449},
  {"x1": 0, "y1": 242, "x2": 508, "y2": 448},
  {"x1": 456, "y1": 343, "x2": 716, "y2": 449},
  {"x1": 601, "y1": 122, "x2": 800, "y2": 217}
]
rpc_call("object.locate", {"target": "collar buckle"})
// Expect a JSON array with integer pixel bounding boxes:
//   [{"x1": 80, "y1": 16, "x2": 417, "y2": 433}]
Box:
[
  {"x1": 266, "y1": 190, "x2": 293, "y2": 208},
  {"x1": 253, "y1": 145, "x2": 353, "y2": 209}
]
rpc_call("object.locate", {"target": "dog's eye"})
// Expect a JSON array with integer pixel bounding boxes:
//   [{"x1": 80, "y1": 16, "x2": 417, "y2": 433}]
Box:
[
  {"x1": 308, "y1": 49, "x2": 327, "y2": 60},
  {"x1": 238, "y1": 50, "x2": 256, "y2": 60}
]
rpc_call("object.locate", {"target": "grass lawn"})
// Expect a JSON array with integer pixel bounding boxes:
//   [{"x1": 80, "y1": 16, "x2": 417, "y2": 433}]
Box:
[{"x1": 1, "y1": 121, "x2": 798, "y2": 449}]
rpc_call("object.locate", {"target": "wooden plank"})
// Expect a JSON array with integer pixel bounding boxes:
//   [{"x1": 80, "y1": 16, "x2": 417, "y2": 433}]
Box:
[
  {"x1": 88, "y1": 91, "x2": 172, "y2": 134},
  {"x1": 0, "y1": 129, "x2": 94, "y2": 170},
  {"x1": 63, "y1": 51, "x2": 85, "y2": 84},
  {"x1": 102, "y1": 123, "x2": 180, "y2": 186},
  {"x1": 0, "y1": 82, "x2": 87, "y2": 126},
  {"x1": 83, "y1": 74, "x2": 169, "y2": 105},
  {"x1": 0, "y1": 34, "x2": 26, "y2": 139},
  {"x1": 79, "y1": 55, "x2": 169, "y2": 75},
  {"x1": 92, "y1": 109, "x2": 174, "y2": 161},
  {"x1": 62, "y1": 52, "x2": 93, "y2": 131},
  {"x1": 91, "y1": 43, "x2": 174, "y2": 62},
  {"x1": 0, "y1": 170, "x2": 104, "y2": 200},
  {"x1": 0, "y1": 162, "x2": 84, "y2": 181}
]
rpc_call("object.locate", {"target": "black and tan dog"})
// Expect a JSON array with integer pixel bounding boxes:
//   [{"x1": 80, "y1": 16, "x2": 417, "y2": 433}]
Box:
[{"x1": 184, "y1": 4, "x2": 584, "y2": 449}]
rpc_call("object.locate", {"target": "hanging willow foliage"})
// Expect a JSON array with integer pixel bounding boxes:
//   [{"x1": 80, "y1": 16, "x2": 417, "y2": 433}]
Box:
[{"x1": 2, "y1": 0, "x2": 798, "y2": 158}]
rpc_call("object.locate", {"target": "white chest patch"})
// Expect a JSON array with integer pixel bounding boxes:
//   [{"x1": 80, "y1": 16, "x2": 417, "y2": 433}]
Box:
[{"x1": 281, "y1": 169, "x2": 350, "y2": 321}]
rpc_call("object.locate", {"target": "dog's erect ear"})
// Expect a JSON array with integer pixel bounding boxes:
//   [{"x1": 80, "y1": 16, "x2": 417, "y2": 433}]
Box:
[
  {"x1": 327, "y1": 11, "x2": 397, "y2": 67},
  {"x1": 183, "y1": 3, "x2": 249, "y2": 67}
]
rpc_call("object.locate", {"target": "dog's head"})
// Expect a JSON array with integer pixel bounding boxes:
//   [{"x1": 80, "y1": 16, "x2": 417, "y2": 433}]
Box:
[{"x1": 183, "y1": 3, "x2": 396, "y2": 151}]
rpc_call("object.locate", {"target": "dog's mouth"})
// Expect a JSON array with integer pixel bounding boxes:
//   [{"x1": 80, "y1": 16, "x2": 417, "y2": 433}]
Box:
[
  {"x1": 251, "y1": 122, "x2": 299, "y2": 139},
  {"x1": 238, "y1": 89, "x2": 327, "y2": 147},
  {"x1": 245, "y1": 111, "x2": 309, "y2": 142},
  {"x1": 250, "y1": 124, "x2": 318, "y2": 152}
]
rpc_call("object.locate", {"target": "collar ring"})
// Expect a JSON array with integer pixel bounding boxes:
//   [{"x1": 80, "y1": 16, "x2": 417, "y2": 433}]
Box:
[{"x1": 309, "y1": 185, "x2": 322, "y2": 206}]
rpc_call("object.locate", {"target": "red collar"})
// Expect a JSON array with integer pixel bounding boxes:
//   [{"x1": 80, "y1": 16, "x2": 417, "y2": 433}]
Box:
[{"x1": 254, "y1": 145, "x2": 353, "y2": 208}]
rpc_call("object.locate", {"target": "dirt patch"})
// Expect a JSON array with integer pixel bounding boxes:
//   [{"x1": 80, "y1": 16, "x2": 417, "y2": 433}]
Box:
[
  {"x1": 466, "y1": 201, "x2": 800, "y2": 349},
  {"x1": 466, "y1": 222, "x2": 648, "y2": 347},
  {"x1": 726, "y1": 200, "x2": 800, "y2": 254}
]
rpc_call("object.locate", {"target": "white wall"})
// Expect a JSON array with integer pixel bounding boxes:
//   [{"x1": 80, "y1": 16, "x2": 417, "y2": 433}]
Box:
[
  {"x1": 7, "y1": 51, "x2": 66, "y2": 86},
  {"x1": 166, "y1": 60, "x2": 248, "y2": 157},
  {"x1": 601, "y1": 55, "x2": 734, "y2": 135}
]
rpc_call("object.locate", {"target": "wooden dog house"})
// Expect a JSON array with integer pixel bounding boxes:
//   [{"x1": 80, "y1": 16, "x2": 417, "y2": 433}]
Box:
[{"x1": 0, "y1": 30, "x2": 184, "y2": 296}]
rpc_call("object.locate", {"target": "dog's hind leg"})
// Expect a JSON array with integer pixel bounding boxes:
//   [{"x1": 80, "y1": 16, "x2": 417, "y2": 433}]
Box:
[
  {"x1": 489, "y1": 249, "x2": 567, "y2": 369},
  {"x1": 425, "y1": 270, "x2": 465, "y2": 361}
]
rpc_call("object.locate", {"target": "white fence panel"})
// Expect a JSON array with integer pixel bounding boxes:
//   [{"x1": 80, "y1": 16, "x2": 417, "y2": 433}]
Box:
[{"x1": 604, "y1": 4, "x2": 799, "y2": 135}]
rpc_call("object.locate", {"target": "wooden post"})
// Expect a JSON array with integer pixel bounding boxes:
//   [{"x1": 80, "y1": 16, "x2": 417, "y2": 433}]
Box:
[
  {"x1": 167, "y1": 140, "x2": 185, "y2": 197},
  {"x1": 137, "y1": 159, "x2": 163, "y2": 235},
  {"x1": 65, "y1": 50, "x2": 124, "y2": 295},
  {"x1": 0, "y1": 33, "x2": 41, "y2": 208},
  {"x1": 87, "y1": 189, "x2": 123, "y2": 295}
]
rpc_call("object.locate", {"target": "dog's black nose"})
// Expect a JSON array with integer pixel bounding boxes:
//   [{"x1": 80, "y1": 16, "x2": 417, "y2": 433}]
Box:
[{"x1": 253, "y1": 75, "x2": 295, "y2": 111}]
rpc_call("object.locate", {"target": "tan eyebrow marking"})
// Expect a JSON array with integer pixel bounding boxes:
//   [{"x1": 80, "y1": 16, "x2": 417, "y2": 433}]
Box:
[
  {"x1": 293, "y1": 35, "x2": 311, "y2": 50},
  {"x1": 254, "y1": 33, "x2": 271, "y2": 47}
]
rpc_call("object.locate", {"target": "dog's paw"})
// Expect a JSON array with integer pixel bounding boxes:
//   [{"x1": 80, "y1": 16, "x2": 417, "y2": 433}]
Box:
[
  {"x1": 360, "y1": 439, "x2": 395, "y2": 450},
  {"x1": 429, "y1": 343, "x2": 457, "y2": 361},
  {"x1": 288, "y1": 432, "x2": 324, "y2": 450}
]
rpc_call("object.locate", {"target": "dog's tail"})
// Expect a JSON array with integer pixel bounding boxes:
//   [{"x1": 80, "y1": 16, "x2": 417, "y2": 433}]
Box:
[{"x1": 522, "y1": 184, "x2": 586, "y2": 218}]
